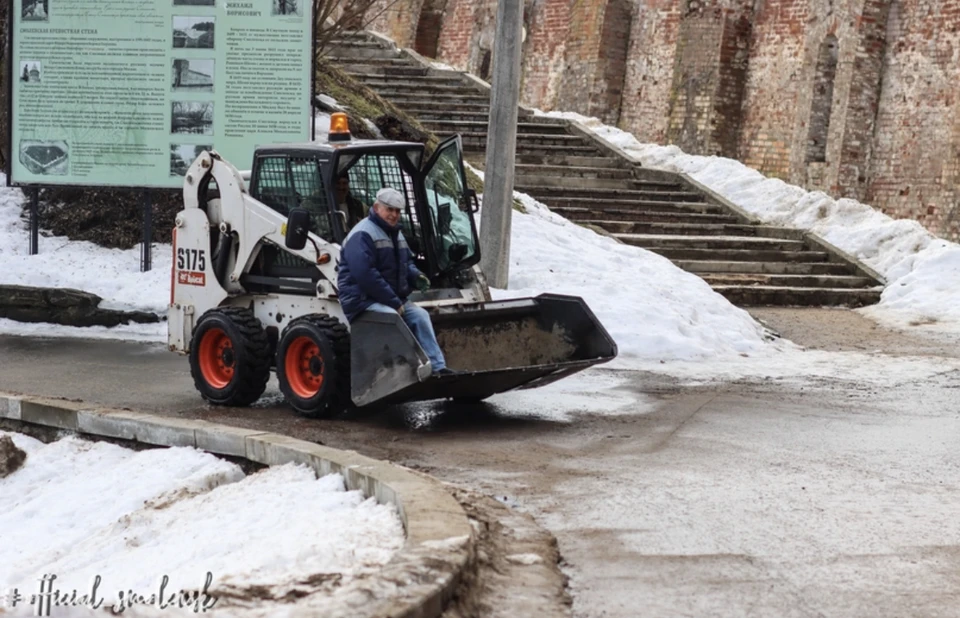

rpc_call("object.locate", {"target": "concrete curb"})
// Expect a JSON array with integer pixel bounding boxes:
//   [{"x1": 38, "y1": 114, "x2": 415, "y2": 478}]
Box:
[
  {"x1": 803, "y1": 233, "x2": 887, "y2": 286},
  {"x1": 0, "y1": 392, "x2": 475, "y2": 618},
  {"x1": 676, "y1": 172, "x2": 763, "y2": 225}
]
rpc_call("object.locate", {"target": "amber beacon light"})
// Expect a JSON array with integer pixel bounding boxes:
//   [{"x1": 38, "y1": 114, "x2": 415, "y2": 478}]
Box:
[{"x1": 328, "y1": 112, "x2": 351, "y2": 142}]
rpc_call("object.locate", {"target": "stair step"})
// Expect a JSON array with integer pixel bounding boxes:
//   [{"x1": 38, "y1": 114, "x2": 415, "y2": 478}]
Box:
[
  {"x1": 350, "y1": 71, "x2": 465, "y2": 83},
  {"x1": 515, "y1": 154, "x2": 627, "y2": 169},
  {"x1": 461, "y1": 132, "x2": 593, "y2": 148},
  {"x1": 329, "y1": 39, "x2": 387, "y2": 50},
  {"x1": 368, "y1": 89, "x2": 490, "y2": 101},
  {"x1": 520, "y1": 173, "x2": 677, "y2": 190},
  {"x1": 516, "y1": 183, "x2": 687, "y2": 198},
  {"x1": 586, "y1": 221, "x2": 759, "y2": 236},
  {"x1": 701, "y1": 273, "x2": 877, "y2": 288},
  {"x1": 325, "y1": 47, "x2": 402, "y2": 60},
  {"x1": 645, "y1": 248, "x2": 831, "y2": 262},
  {"x1": 340, "y1": 65, "x2": 431, "y2": 77},
  {"x1": 329, "y1": 56, "x2": 416, "y2": 66},
  {"x1": 536, "y1": 198, "x2": 722, "y2": 212},
  {"x1": 555, "y1": 207, "x2": 740, "y2": 224},
  {"x1": 675, "y1": 260, "x2": 855, "y2": 275},
  {"x1": 711, "y1": 285, "x2": 882, "y2": 307},
  {"x1": 476, "y1": 143, "x2": 602, "y2": 157},
  {"x1": 615, "y1": 234, "x2": 807, "y2": 251},
  {"x1": 515, "y1": 163, "x2": 635, "y2": 179},
  {"x1": 423, "y1": 121, "x2": 572, "y2": 137},
  {"x1": 357, "y1": 80, "x2": 482, "y2": 94}
]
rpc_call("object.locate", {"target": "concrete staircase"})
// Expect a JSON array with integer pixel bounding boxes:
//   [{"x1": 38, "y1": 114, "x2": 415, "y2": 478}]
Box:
[{"x1": 325, "y1": 32, "x2": 884, "y2": 307}]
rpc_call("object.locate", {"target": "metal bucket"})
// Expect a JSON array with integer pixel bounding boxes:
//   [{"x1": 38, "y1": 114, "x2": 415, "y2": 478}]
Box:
[{"x1": 349, "y1": 294, "x2": 618, "y2": 406}]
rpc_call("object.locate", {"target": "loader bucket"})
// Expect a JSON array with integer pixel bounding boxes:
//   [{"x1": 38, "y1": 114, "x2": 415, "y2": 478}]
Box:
[{"x1": 349, "y1": 294, "x2": 617, "y2": 407}]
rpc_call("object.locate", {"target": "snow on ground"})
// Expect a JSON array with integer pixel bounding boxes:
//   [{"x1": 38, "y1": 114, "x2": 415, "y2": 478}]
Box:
[
  {"x1": 0, "y1": 186, "x2": 170, "y2": 316},
  {"x1": 536, "y1": 109, "x2": 960, "y2": 334},
  {"x1": 0, "y1": 431, "x2": 403, "y2": 615}
]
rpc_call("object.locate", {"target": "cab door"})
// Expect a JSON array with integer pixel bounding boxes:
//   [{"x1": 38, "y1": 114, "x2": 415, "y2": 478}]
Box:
[{"x1": 418, "y1": 135, "x2": 481, "y2": 275}]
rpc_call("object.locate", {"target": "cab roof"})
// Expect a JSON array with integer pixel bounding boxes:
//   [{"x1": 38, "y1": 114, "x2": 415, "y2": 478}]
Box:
[{"x1": 254, "y1": 137, "x2": 425, "y2": 158}]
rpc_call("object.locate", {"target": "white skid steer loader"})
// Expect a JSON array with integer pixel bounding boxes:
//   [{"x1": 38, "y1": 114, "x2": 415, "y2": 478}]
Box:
[{"x1": 168, "y1": 114, "x2": 617, "y2": 417}]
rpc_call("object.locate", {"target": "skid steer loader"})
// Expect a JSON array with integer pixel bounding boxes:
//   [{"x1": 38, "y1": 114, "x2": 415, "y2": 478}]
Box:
[{"x1": 167, "y1": 113, "x2": 617, "y2": 417}]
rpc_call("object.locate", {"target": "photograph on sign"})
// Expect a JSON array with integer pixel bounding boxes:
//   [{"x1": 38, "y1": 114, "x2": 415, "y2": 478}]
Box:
[
  {"x1": 20, "y1": 140, "x2": 69, "y2": 176},
  {"x1": 172, "y1": 16, "x2": 215, "y2": 49},
  {"x1": 170, "y1": 144, "x2": 212, "y2": 176},
  {"x1": 19, "y1": 61, "x2": 41, "y2": 83},
  {"x1": 21, "y1": 0, "x2": 47, "y2": 20},
  {"x1": 272, "y1": 0, "x2": 302, "y2": 15},
  {"x1": 172, "y1": 101, "x2": 214, "y2": 135},
  {"x1": 172, "y1": 59, "x2": 215, "y2": 92}
]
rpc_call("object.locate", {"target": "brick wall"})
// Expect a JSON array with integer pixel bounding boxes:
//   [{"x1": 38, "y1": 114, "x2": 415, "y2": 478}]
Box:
[
  {"x1": 435, "y1": 0, "x2": 497, "y2": 74},
  {"x1": 665, "y1": 0, "x2": 753, "y2": 158},
  {"x1": 359, "y1": 0, "x2": 960, "y2": 240},
  {"x1": 364, "y1": 0, "x2": 425, "y2": 48},
  {"x1": 619, "y1": 0, "x2": 682, "y2": 143},
  {"x1": 865, "y1": 0, "x2": 960, "y2": 239},
  {"x1": 592, "y1": 0, "x2": 633, "y2": 122},
  {"x1": 413, "y1": 0, "x2": 449, "y2": 58},
  {"x1": 520, "y1": 0, "x2": 571, "y2": 110},
  {"x1": 738, "y1": 0, "x2": 811, "y2": 179}
]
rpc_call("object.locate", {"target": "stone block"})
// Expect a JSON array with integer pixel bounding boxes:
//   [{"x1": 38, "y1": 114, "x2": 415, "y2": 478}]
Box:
[
  {"x1": 244, "y1": 433, "x2": 327, "y2": 467},
  {"x1": 195, "y1": 425, "x2": 268, "y2": 458},
  {"x1": 19, "y1": 398, "x2": 87, "y2": 430},
  {"x1": 0, "y1": 396, "x2": 22, "y2": 421},
  {"x1": 46, "y1": 288, "x2": 99, "y2": 308},
  {"x1": 77, "y1": 409, "x2": 197, "y2": 447}
]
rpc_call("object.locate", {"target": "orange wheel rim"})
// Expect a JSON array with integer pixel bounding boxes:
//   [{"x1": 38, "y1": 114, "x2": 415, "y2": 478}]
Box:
[
  {"x1": 198, "y1": 327, "x2": 235, "y2": 389},
  {"x1": 285, "y1": 336, "x2": 324, "y2": 398}
]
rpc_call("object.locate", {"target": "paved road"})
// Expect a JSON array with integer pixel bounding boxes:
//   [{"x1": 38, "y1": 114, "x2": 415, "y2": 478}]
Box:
[{"x1": 3, "y1": 309, "x2": 960, "y2": 617}]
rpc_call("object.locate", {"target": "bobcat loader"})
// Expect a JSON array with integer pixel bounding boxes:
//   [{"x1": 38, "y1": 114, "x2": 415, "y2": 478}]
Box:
[{"x1": 168, "y1": 113, "x2": 617, "y2": 417}]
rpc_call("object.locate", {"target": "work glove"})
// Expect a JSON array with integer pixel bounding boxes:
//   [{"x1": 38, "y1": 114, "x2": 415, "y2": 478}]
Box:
[{"x1": 415, "y1": 274, "x2": 431, "y2": 292}]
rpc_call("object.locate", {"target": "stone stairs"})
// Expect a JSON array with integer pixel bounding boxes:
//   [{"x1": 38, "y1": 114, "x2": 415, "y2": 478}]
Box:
[{"x1": 325, "y1": 32, "x2": 884, "y2": 307}]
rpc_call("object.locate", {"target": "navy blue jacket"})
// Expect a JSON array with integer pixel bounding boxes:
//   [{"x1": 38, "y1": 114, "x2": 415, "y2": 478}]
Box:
[{"x1": 337, "y1": 210, "x2": 423, "y2": 322}]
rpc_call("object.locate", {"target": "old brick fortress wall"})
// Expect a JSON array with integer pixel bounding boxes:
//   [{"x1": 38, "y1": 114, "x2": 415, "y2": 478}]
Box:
[{"x1": 364, "y1": 0, "x2": 960, "y2": 240}]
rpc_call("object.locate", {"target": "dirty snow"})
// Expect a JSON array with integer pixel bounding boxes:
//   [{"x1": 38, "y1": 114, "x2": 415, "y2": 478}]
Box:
[{"x1": 0, "y1": 431, "x2": 403, "y2": 615}]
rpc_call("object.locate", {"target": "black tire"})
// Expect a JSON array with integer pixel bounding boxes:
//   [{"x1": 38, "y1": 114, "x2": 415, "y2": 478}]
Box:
[
  {"x1": 189, "y1": 307, "x2": 271, "y2": 407},
  {"x1": 276, "y1": 315, "x2": 352, "y2": 418}
]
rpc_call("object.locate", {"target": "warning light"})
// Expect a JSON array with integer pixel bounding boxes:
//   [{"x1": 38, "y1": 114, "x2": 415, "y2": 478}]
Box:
[{"x1": 329, "y1": 112, "x2": 351, "y2": 142}]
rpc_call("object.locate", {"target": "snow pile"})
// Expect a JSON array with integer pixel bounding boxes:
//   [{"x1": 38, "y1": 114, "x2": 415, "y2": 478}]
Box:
[
  {"x1": 538, "y1": 110, "x2": 960, "y2": 332},
  {"x1": 483, "y1": 188, "x2": 770, "y2": 363},
  {"x1": 0, "y1": 431, "x2": 403, "y2": 610}
]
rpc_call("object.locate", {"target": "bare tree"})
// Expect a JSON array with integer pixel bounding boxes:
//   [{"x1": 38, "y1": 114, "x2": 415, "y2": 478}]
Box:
[{"x1": 314, "y1": 0, "x2": 403, "y2": 55}]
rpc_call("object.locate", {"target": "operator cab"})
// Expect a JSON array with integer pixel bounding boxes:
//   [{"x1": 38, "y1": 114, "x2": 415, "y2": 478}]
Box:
[{"x1": 247, "y1": 113, "x2": 481, "y2": 286}]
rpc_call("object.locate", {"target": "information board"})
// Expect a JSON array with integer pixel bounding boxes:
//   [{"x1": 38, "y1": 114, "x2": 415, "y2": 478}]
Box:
[{"x1": 8, "y1": 0, "x2": 313, "y2": 187}]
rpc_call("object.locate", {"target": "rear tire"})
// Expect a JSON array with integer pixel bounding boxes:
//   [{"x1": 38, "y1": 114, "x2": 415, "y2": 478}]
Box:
[
  {"x1": 276, "y1": 315, "x2": 351, "y2": 418},
  {"x1": 190, "y1": 307, "x2": 271, "y2": 406}
]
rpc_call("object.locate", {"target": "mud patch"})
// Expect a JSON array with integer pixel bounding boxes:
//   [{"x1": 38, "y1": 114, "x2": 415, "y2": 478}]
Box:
[{"x1": 441, "y1": 486, "x2": 571, "y2": 618}]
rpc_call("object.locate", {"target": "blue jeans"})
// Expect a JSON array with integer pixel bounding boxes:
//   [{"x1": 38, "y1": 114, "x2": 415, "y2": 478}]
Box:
[{"x1": 365, "y1": 301, "x2": 447, "y2": 371}]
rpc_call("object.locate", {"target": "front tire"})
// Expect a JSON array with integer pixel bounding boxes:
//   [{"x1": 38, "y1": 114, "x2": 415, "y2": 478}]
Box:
[
  {"x1": 189, "y1": 307, "x2": 271, "y2": 406},
  {"x1": 276, "y1": 315, "x2": 351, "y2": 418}
]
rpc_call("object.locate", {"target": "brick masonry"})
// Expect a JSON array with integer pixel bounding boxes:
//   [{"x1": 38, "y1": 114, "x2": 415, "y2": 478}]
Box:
[{"x1": 363, "y1": 0, "x2": 960, "y2": 240}]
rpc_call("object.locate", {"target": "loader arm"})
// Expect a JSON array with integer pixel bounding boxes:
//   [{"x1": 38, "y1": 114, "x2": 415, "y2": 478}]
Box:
[{"x1": 181, "y1": 151, "x2": 341, "y2": 291}]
